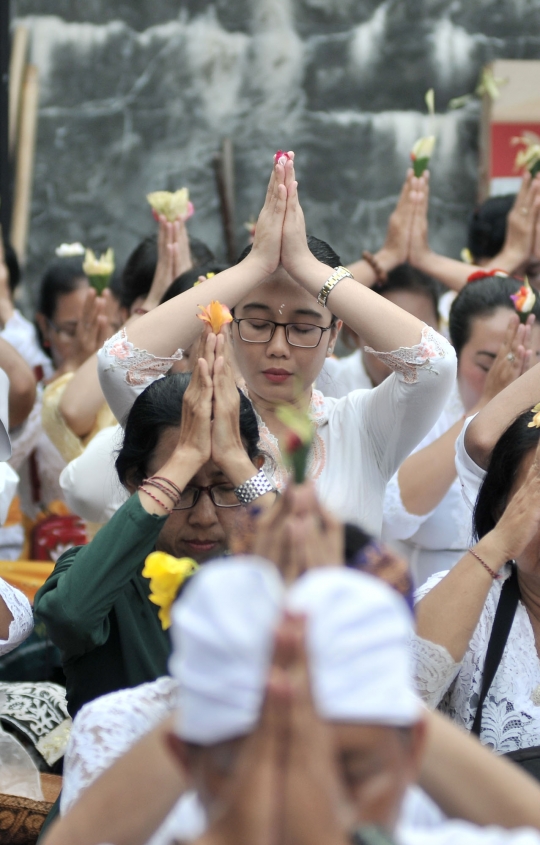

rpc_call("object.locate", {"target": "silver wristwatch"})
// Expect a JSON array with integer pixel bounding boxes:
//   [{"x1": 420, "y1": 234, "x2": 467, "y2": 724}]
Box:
[{"x1": 234, "y1": 468, "x2": 276, "y2": 504}]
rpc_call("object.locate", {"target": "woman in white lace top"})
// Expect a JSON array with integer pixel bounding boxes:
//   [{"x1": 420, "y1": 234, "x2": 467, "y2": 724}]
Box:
[
  {"x1": 383, "y1": 274, "x2": 540, "y2": 586},
  {"x1": 413, "y1": 408, "x2": 540, "y2": 753},
  {"x1": 97, "y1": 155, "x2": 455, "y2": 536}
]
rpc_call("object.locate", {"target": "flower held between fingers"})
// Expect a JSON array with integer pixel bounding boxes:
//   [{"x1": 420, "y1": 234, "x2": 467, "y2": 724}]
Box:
[{"x1": 197, "y1": 301, "x2": 233, "y2": 334}]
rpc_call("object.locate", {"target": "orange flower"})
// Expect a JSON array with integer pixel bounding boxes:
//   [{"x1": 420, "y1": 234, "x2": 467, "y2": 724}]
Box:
[
  {"x1": 197, "y1": 301, "x2": 233, "y2": 334},
  {"x1": 510, "y1": 278, "x2": 536, "y2": 315}
]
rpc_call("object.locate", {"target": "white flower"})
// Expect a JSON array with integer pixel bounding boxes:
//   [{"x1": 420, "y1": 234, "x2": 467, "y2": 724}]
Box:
[{"x1": 55, "y1": 242, "x2": 85, "y2": 257}]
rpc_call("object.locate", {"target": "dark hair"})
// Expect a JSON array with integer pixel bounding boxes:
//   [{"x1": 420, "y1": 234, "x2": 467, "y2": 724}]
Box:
[
  {"x1": 372, "y1": 263, "x2": 440, "y2": 317},
  {"x1": 116, "y1": 372, "x2": 260, "y2": 489},
  {"x1": 159, "y1": 262, "x2": 230, "y2": 304},
  {"x1": 4, "y1": 243, "x2": 20, "y2": 294},
  {"x1": 119, "y1": 235, "x2": 215, "y2": 311},
  {"x1": 474, "y1": 409, "x2": 540, "y2": 540},
  {"x1": 449, "y1": 275, "x2": 540, "y2": 358},
  {"x1": 236, "y1": 234, "x2": 341, "y2": 268},
  {"x1": 467, "y1": 195, "x2": 514, "y2": 262},
  {"x1": 37, "y1": 258, "x2": 87, "y2": 319}
]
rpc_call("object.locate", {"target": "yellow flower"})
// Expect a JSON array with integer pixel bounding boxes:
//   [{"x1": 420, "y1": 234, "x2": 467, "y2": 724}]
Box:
[
  {"x1": 142, "y1": 552, "x2": 198, "y2": 630},
  {"x1": 197, "y1": 300, "x2": 233, "y2": 334},
  {"x1": 528, "y1": 403, "x2": 540, "y2": 429},
  {"x1": 83, "y1": 247, "x2": 115, "y2": 277},
  {"x1": 512, "y1": 132, "x2": 540, "y2": 176},
  {"x1": 461, "y1": 247, "x2": 474, "y2": 265},
  {"x1": 147, "y1": 188, "x2": 194, "y2": 222},
  {"x1": 476, "y1": 67, "x2": 507, "y2": 101}
]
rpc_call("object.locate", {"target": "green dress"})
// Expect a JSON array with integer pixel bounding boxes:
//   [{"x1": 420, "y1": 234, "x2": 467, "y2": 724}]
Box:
[{"x1": 34, "y1": 493, "x2": 171, "y2": 718}]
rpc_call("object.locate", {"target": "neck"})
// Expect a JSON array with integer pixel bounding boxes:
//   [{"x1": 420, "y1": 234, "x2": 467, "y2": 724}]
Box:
[
  {"x1": 517, "y1": 569, "x2": 540, "y2": 626},
  {"x1": 249, "y1": 387, "x2": 312, "y2": 438}
]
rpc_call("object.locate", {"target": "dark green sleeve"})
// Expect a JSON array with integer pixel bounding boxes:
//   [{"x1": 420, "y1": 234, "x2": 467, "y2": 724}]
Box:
[{"x1": 34, "y1": 493, "x2": 168, "y2": 660}]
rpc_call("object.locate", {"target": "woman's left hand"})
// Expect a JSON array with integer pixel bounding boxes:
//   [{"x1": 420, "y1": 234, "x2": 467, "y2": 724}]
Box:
[
  {"x1": 211, "y1": 329, "x2": 253, "y2": 483},
  {"x1": 280, "y1": 155, "x2": 317, "y2": 281}
]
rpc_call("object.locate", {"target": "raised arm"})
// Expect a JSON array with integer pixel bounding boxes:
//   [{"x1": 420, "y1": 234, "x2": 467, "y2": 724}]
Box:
[
  {"x1": 0, "y1": 338, "x2": 36, "y2": 428},
  {"x1": 415, "y1": 437, "x2": 540, "y2": 664},
  {"x1": 279, "y1": 164, "x2": 427, "y2": 350}
]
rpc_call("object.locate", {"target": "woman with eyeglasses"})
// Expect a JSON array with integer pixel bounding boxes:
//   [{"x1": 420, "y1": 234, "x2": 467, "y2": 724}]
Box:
[
  {"x1": 98, "y1": 154, "x2": 456, "y2": 535},
  {"x1": 34, "y1": 329, "x2": 273, "y2": 716}
]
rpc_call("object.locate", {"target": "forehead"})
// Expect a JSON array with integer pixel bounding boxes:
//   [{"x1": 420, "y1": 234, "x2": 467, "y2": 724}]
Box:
[
  {"x1": 236, "y1": 268, "x2": 327, "y2": 319},
  {"x1": 467, "y1": 307, "x2": 514, "y2": 347}
]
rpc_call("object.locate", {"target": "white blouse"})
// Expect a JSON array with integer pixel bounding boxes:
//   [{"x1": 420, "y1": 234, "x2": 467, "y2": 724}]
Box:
[
  {"x1": 382, "y1": 383, "x2": 472, "y2": 588},
  {"x1": 97, "y1": 326, "x2": 456, "y2": 536},
  {"x1": 315, "y1": 349, "x2": 373, "y2": 397},
  {"x1": 63, "y1": 678, "x2": 444, "y2": 845},
  {"x1": 0, "y1": 577, "x2": 33, "y2": 655},
  {"x1": 412, "y1": 566, "x2": 540, "y2": 753}
]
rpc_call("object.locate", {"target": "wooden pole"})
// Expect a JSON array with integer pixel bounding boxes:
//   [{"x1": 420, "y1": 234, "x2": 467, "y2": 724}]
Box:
[
  {"x1": 8, "y1": 25, "x2": 29, "y2": 158},
  {"x1": 11, "y1": 64, "x2": 39, "y2": 265},
  {"x1": 213, "y1": 138, "x2": 237, "y2": 264},
  {"x1": 0, "y1": 0, "x2": 11, "y2": 239}
]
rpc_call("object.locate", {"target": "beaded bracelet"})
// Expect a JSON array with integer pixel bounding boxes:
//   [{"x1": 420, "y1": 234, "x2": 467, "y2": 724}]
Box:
[
  {"x1": 362, "y1": 250, "x2": 388, "y2": 284},
  {"x1": 468, "y1": 547, "x2": 501, "y2": 580},
  {"x1": 139, "y1": 485, "x2": 172, "y2": 514},
  {"x1": 151, "y1": 476, "x2": 184, "y2": 499},
  {"x1": 143, "y1": 479, "x2": 180, "y2": 507}
]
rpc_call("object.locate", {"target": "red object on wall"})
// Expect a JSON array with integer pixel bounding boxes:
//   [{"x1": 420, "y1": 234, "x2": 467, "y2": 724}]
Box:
[{"x1": 490, "y1": 122, "x2": 540, "y2": 178}]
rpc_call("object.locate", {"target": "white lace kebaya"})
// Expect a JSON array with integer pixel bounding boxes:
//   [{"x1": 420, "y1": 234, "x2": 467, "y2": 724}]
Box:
[
  {"x1": 0, "y1": 578, "x2": 33, "y2": 655},
  {"x1": 412, "y1": 567, "x2": 540, "y2": 753},
  {"x1": 97, "y1": 326, "x2": 456, "y2": 536}
]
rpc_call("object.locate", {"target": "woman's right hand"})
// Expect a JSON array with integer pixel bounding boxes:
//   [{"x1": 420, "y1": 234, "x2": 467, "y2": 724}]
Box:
[
  {"x1": 474, "y1": 313, "x2": 534, "y2": 410},
  {"x1": 487, "y1": 435, "x2": 540, "y2": 565},
  {"x1": 487, "y1": 173, "x2": 540, "y2": 275},
  {"x1": 65, "y1": 287, "x2": 109, "y2": 371},
  {"x1": 170, "y1": 330, "x2": 215, "y2": 471},
  {"x1": 374, "y1": 168, "x2": 419, "y2": 274},
  {"x1": 247, "y1": 156, "x2": 288, "y2": 277}
]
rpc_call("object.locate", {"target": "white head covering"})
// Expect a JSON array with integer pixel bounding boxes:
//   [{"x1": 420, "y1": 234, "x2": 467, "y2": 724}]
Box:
[
  {"x1": 170, "y1": 557, "x2": 420, "y2": 745},
  {"x1": 0, "y1": 369, "x2": 12, "y2": 461}
]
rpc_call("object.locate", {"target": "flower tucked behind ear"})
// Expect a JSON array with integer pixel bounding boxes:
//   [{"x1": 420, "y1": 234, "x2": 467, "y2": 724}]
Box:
[
  {"x1": 197, "y1": 301, "x2": 233, "y2": 334},
  {"x1": 143, "y1": 552, "x2": 198, "y2": 630},
  {"x1": 147, "y1": 188, "x2": 195, "y2": 222},
  {"x1": 83, "y1": 248, "x2": 115, "y2": 294},
  {"x1": 510, "y1": 278, "x2": 536, "y2": 321}
]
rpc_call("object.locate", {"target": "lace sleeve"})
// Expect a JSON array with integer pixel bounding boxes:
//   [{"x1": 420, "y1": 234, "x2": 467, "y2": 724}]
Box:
[
  {"x1": 364, "y1": 325, "x2": 450, "y2": 385},
  {"x1": 410, "y1": 633, "x2": 461, "y2": 708},
  {"x1": 61, "y1": 677, "x2": 178, "y2": 815},
  {"x1": 382, "y1": 472, "x2": 436, "y2": 541},
  {"x1": 0, "y1": 578, "x2": 33, "y2": 655},
  {"x1": 97, "y1": 330, "x2": 184, "y2": 425}
]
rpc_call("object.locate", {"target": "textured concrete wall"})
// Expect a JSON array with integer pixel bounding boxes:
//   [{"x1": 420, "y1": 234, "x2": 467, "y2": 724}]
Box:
[{"x1": 11, "y1": 0, "x2": 540, "y2": 298}]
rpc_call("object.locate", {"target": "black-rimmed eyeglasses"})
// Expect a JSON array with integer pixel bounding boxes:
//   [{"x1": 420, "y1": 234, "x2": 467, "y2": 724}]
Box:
[
  {"x1": 172, "y1": 483, "x2": 242, "y2": 510},
  {"x1": 233, "y1": 317, "x2": 332, "y2": 349}
]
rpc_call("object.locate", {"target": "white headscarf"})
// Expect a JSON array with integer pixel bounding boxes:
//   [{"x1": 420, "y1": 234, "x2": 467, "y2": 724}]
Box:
[{"x1": 170, "y1": 557, "x2": 420, "y2": 745}]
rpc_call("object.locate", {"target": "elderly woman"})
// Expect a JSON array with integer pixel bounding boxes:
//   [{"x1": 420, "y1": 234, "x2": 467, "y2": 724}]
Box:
[
  {"x1": 34, "y1": 333, "x2": 274, "y2": 718},
  {"x1": 413, "y1": 409, "x2": 540, "y2": 755},
  {"x1": 97, "y1": 155, "x2": 456, "y2": 536}
]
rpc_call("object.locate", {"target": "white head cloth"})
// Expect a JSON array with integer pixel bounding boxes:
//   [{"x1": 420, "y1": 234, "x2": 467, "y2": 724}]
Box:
[{"x1": 170, "y1": 557, "x2": 420, "y2": 745}]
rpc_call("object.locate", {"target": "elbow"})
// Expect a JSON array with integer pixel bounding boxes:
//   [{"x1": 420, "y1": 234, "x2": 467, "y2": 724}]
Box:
[
  {"x1": 60, "y1": 401, "x2": 95, "y2": 439},
  {"x1": 8, "y1": 372, "x2": 36, "y2": 428},
  {"x1": 464, "y1": 416, "x2": 492, "y2": 471}
]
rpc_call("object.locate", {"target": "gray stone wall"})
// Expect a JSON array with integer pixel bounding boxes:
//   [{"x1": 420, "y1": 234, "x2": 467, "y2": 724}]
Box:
[{"x1": 11, "y1": 0, "x2": 540, "y2": 299}]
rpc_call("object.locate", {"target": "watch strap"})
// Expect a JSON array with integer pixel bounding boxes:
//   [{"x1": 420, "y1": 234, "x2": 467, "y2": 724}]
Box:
[{"x1": 234, "y1": 468, "x2": 276, "y2": 505}]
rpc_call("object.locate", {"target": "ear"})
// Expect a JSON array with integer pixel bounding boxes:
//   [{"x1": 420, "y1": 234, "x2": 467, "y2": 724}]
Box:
[
  {"x1": 326, "y1": 319, "x2": 343, "y2": 357},
  {"x1": 165, "y1": 731, "x2": 192, "y2": 775}
]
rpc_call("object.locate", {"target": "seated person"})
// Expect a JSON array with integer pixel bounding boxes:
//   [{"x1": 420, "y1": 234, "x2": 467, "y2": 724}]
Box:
[
  {"x1": 45, "y1": 560, "x2": 540, "y2": 845},
  {"x1": 34, "y1": 330, "x2": 276, "y2": 718},
  {"x1": 413, "y1": 405, "x2": 540, "y2": 755}
]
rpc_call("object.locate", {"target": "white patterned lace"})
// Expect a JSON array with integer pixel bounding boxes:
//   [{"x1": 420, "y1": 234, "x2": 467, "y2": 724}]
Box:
[
  {"x1": 61, "y1": 677, "x2": 178, "y2": 814},
  {"x1": 0, "y1": 578, "x2": 33, "y2": 655},
  {"x1": 101, "y1": 329, "x2": 183, "y2": 387},
  {"x1": 412, "y1": 568, "x2": 540, "y2": 752},
  {"x1": 365, "y1": 325, "x2": 448, "y2": 385}
]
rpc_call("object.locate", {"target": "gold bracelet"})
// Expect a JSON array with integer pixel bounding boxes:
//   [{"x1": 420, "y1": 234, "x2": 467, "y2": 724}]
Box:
[{"x1": 317, "y1": 266, "x2": 353, "y2": 308}]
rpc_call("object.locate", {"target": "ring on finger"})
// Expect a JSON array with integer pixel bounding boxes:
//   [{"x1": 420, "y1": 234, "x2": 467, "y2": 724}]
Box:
[{"x1": 507, "y1": 352, "x2": 516, "y2": 363}]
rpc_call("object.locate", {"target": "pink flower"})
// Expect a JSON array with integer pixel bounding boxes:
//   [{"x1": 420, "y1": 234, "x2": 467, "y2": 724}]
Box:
[{"x1": 274, "y1": 150, "x2": 291, "y2": 165}]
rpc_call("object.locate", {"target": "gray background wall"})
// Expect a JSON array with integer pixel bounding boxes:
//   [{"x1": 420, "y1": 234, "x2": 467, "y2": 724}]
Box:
[{"x1": 11, "y1": 0, "x2": 540, "y2": 298}]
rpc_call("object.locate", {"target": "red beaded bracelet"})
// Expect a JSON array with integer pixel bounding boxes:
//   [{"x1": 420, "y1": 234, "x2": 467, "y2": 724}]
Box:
[
  {"x1": 468, "y1": 548, "x2": 501, "y2": 580},
  {"x1": 139, "y1": 485, "x2": 172, "y2": 514}
]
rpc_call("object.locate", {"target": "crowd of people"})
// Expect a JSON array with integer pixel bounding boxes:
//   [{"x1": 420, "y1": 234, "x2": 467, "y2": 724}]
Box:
[{"x1": 2, "y1": 152, "x2": 540, "y2": 843}]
